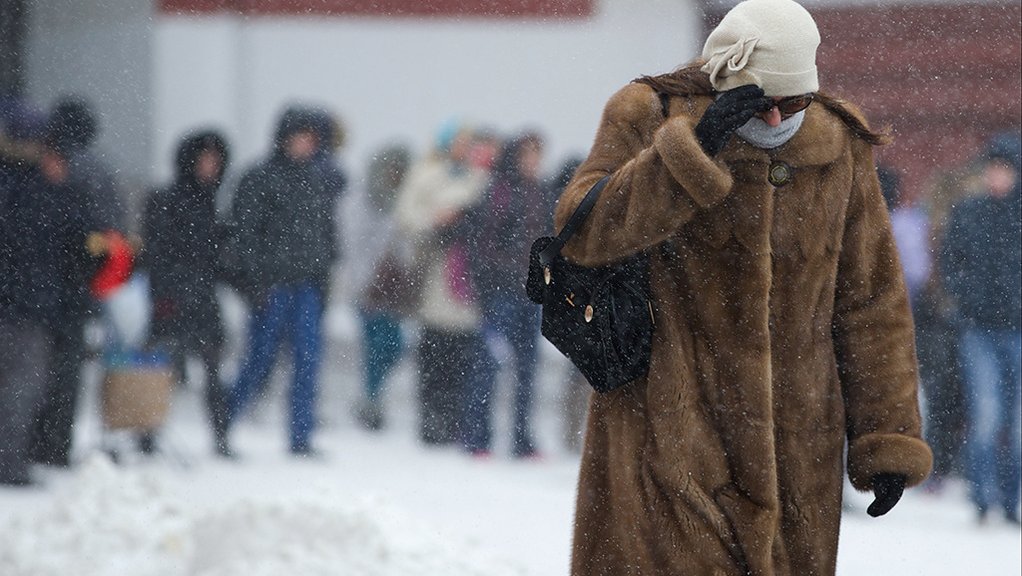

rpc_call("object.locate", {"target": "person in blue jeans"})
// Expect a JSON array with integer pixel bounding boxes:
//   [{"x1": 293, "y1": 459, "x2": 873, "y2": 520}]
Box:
[
  {"x1": 466, "y1": 132, "x2": 551, "y2": 458},
  {"x1": 223, "y1": 107, "x2": 345, "y2": 457},
  {"x1": 940, "y1": 135, "x2": 1022, "y2": 524},
  {"x1": 229, "y1": 284, "x2": 323, "y2": 455}
]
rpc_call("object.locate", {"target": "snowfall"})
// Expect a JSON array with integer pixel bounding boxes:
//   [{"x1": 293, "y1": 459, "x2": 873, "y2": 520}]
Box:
[{"x1": 1, "y1": 290, "x2": 1020, "y2": 576}]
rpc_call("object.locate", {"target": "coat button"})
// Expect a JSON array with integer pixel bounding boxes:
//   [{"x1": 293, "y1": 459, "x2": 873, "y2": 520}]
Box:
[
  {"x1": 768, "y1": 161, "x2": 792, "y2": 187},
  {"x1": 584, "y1": 305, "x2": 594, "y2": 323},
  {"x1": 544, "y1": 267, "x2": 551, "y2": 285}
]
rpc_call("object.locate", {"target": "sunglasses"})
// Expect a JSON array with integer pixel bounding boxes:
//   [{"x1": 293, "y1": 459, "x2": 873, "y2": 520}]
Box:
[{"x1": 772, "y1": 93, "x2": 815, "y2": 116}]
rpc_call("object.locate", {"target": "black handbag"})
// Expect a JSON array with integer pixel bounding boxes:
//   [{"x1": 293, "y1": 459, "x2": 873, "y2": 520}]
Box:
[{"x1": 525, "y1": 175, "x2": 654, "y2": 393}]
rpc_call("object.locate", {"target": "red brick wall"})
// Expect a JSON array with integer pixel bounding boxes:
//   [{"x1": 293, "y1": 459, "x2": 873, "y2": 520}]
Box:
[
  {"x1": 706, "y1": 2, "x2": 1022, "y2": 205},
  {"x1": 158, "y1": 0, "x2": 594, "y2": 18}
]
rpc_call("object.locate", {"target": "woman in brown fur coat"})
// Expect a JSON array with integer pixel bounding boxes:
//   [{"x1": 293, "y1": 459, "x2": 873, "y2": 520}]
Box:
[{"x1": 557, "y1": 1, "x2": 933, "y2": 574}]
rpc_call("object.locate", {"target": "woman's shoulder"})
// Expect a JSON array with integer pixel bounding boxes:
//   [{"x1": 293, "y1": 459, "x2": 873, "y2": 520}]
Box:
[
  {"x1": 602, "y1": 81, "x2": 707, "y2": 128},
  {"x1": 603, "y1": 83, "x2": 661, "y2": 124}
]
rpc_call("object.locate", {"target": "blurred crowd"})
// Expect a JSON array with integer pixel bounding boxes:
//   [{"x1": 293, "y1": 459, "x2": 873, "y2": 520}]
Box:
[
  {"x1": 879, "y1": 132, "x2": 1021, "y2": 525},
  {"x1": 0, "y1": 94, "x2": 591, "y2": 488},
  {"x1": 1, "y1": 93, "x2": 1020, "y2": 526}
]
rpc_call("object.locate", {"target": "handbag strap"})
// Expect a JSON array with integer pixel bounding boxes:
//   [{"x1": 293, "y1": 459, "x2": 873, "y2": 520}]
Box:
[{"x1": 538, "y1": 175, "x2": 611, "y2": 266}]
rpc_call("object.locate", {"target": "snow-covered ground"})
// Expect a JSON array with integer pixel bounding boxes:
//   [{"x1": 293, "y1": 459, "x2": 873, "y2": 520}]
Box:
[{"x1": 2, "y1": 302, "x2": 1020, "y2": 575}]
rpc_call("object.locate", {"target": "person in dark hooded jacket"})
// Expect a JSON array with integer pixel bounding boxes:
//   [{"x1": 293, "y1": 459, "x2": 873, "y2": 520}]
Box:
[
  {"x1": 28, "y1": 96, "x2": 127, "y2": 467},
  {"x1": 939, "y1": 135, "x2": 1021, "y2": 524},
  {"x1": 2, "y1": 136, "x2": 101, "y2": 485},
  {"x1": 44, "y1": 96, "x2": 125, "y2": 231},
  {"x1": 142, "y1": 130, "x2": 231, "y2": 456},
  {"x1": 309, "y1": 107, "x2": 349, "y2": 218},
  {"x1": 224, "y1": 107, "x2": 344, "y2": 456},
  {"x1": 465, "y1": 131, "x2": 551, "y2": 457}
]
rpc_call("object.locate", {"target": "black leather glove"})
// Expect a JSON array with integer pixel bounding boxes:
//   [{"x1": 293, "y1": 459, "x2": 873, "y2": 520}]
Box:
[
  {"x1": 694, "y1": 85, "x2": 774, "y2": 157},
  {"x1": 867, "y1": 473, "x2": 906, "y2": 517}
]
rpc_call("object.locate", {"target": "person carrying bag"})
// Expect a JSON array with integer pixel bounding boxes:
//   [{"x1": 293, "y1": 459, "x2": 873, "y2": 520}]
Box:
[{"x1": 549, "y1": 1, "x2": 933, "y2": 575}]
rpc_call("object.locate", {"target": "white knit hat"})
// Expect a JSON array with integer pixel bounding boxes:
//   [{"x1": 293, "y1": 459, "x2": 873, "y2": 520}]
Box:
[{"x1": 701, "y1": 0, "x2": 820, "y2": 97}]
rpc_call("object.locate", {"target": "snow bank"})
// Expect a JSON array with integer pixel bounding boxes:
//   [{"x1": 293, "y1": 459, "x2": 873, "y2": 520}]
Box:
[
  {"x1": 0, "y1": 456, "x2": 519, "y2": 576},
  {"x1": 0, "y1": 456, "x2": 190, "y2": 576}
]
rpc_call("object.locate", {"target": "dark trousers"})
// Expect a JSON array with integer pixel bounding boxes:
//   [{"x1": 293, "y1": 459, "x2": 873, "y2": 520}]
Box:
[
  {"x1": 29, "y1": 321, "x2": 86, "y2": 467},
  {"x1": 914, "y1": 297, "x2": 967, "y2": 479},
  {"x1": 162, "y1": 338, "x2": 228, "y2": 449},
  {"x1": 462, "y1": 333, "x2": 498, "y2": 453},
  {"x1": 0, "y1": 318, "x2": 52, "y2": 483},
  {"x1": 485, "y1": 299, "x2": 541, "y2": 455},
  {"x1": 417, "y1": 326, "x2": 480, "y2": 445}
]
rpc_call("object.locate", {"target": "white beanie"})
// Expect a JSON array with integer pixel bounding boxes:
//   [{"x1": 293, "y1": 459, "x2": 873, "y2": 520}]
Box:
[{"x1": 701, "y1": 0, "x2": 820, "y2": 97}]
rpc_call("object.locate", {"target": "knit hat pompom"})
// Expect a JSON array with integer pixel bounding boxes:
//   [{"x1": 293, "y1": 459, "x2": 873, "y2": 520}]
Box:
[{"x1": 701, "y1": 0, "x2": 820, "y2": 97}]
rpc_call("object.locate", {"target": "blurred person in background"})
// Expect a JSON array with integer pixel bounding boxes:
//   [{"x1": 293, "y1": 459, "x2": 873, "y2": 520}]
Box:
[
  {"x1": 879, "y1": 166, "x2": 931, "y2": 301},
  {"x1": 142, "y1": 130, "x2": 232, "y2": 457},
  {"x1": 347, "y1": 143, "x2": 413, "y2": 431},
  {"x1": 466, "y1": 131, "x2": 550, "y2": 458},
  {"x1": 468, "y1": 127, "x2": 501, "y2": 173},
  {"x1": 310, "y1": 108, "x2": 349, "y2": 203},
  {"x1": 1, "y1": 97, "x2": 45, "y2": 205},
  {"x1": 1, "y1": 128, "x2": 102, "y2": 485},
  {"x1": 29, "y1": 96, "x2": 128, "y2": 467},
  {"x1": 310, "y1": 108, "x2": 349, "y2": 280},
  {"x1": 40, "y1": 96, "x2": 125, "y2": 231},
  {"x1": 223, "y1": 107, "x2": 344, "y2": 457},
  {"x1": 910, "y1": 164, "x2": 973, "y2": 490},
  {"x1": 939, "y1": 134, "x2": 1022, "y2": 525},
  {"x1": 229, "y1": 107, "x2": 349, "y2": 414},
  {"x1": 395, "y1": 123, "x2": 489, "y2": 447}
]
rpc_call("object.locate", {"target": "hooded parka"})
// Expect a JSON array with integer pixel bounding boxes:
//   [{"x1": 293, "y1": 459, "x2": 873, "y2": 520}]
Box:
[
  {"x1": 143, "y1": 131, "x2": 230, "y2": 349},
  {"x1": 558, "y1": 80, "x2": 933, "y2": 576},
  {"x1": 228, "y1": 108, "x2": 342, "y2": 303}
]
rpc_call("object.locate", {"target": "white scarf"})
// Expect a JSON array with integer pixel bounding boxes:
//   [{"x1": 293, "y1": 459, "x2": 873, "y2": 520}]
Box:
[{"x1": 736, "y1": 110, "x2": 805, "y2": 150}]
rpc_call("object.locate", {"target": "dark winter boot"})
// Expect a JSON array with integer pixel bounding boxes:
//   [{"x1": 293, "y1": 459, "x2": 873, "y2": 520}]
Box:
[
  {"x1": 137, "y1": 431, "x2": 158, "y2": 455},
  {"x1": 357, "y1": 399, "x2": 385, "y2": 431},
  {"x1": 208, "y1": 385, "x2": 235, "y2": 459}
]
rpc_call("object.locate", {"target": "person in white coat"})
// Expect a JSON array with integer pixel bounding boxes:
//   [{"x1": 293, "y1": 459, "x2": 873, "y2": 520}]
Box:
[{"x1": 394, "y1": 124, "x2": 489, "y2": 446}]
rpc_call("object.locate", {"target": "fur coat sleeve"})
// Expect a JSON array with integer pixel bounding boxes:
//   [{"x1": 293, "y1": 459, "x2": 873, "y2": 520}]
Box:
[
  {"x1": 835, "y1": 139, "x2": 933, "y2": 490},
  {"x1": 555, "y1": 83, "x2": 735, "y2": 266}
]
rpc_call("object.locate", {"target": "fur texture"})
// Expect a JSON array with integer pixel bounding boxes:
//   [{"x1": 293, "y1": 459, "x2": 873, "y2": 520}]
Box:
[{"x1": 557, "y1": 82, "x2": 932, "y2": 576}]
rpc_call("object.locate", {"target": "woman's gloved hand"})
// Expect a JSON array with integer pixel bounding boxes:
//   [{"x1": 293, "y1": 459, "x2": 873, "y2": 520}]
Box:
[
  {"x1": 694, "y1": 85, "x2": 774, "y2": 157},
  {"x1": 867, "y1": 473, "x2": 906, "y2": 517}
]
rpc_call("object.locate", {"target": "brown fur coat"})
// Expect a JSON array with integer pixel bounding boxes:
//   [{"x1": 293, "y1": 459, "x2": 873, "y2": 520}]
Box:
[{"x1": 557, "y1": 80, "x2": 933, "y2": 576}]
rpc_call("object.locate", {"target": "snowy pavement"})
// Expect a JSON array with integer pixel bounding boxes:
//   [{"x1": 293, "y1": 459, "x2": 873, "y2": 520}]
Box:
[{"x1": 1, "y1": 304, "x2": 1020, "y2": 575}]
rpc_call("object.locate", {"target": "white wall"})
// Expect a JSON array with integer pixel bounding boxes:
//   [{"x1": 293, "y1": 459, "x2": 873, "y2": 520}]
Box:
[
  {"x1": 25, "y1": 0, "x2": 154, "y2": 191},
  {"x1": 153, "y1": 0, "x2": 703, "y2": 184}
]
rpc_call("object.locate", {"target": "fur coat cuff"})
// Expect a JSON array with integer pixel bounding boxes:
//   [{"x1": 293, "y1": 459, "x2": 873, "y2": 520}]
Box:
[{"x1": 847, "y1": 432, "x2": 933, "y2": 491}]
